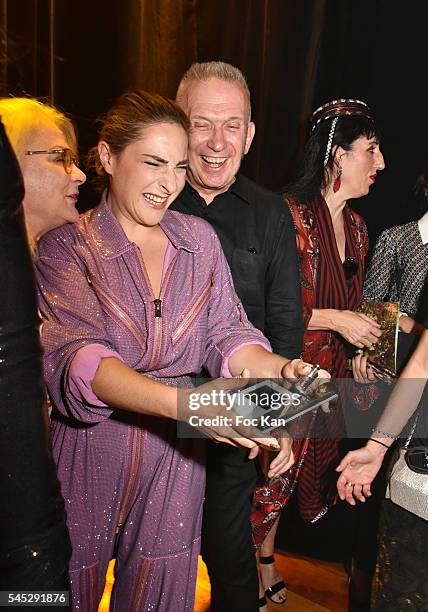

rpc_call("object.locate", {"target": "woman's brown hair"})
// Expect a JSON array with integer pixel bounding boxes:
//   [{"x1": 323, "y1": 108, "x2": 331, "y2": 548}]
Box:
[{"x1": 87, "y1": 90, "x2": 190, "y2": 191}]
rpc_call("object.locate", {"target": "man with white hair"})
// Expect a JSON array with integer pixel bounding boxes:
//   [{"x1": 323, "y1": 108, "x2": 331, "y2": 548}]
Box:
[{"x1": 171, "y1": 61, "x2": 303, "y2": 611}]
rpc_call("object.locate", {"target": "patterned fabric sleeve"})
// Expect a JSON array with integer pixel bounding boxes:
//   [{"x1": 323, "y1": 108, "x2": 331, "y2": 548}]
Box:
[
  {"x1": 364, "y1": 228, "x2": 399, "y2": 302},
  {"x1": 36, "y1": 229, "x2": 118, "y2": 423}
]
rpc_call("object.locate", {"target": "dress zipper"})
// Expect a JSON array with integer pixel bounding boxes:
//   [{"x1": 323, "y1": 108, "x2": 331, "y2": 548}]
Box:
[
  {"x1": 136, "y1": 247, "x2": 179, "y2": 371},
  {"x1": 153, "y1": 298, "x2": 162, "y2": 318}
]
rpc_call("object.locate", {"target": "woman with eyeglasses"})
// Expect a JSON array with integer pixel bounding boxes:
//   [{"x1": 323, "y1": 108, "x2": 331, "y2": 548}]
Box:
[
  {"x1": 0, "y1": 109, "x2": 71, "y2": 588},
  {"x1": 337, "y1": 329, "x2": 428, "y2": 608},
  {"x1": 256, "y1": 100, "x2": 385, "y2": 608},
  {"x1": 0, "y1": 98, "x2": 85, "y2": 589},
  {"x1": 0, "y1": 97, "x2": 86, "y2": 251}
]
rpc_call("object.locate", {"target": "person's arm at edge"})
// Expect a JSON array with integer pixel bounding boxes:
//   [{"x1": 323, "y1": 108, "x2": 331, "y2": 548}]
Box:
[{"x1": 337, "y1": 329, "x2": 428, "y2": 502}]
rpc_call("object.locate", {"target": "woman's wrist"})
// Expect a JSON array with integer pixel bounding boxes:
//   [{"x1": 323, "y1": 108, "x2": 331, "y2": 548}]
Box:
[
  {"x1": 326, "y1": 308, "x2": 341, "y2": 332},
  {"x1": 309, "y1": 308, "x2": 339, "y2": 332},
  {"x1": 279, "y1": 357, "x2": 292, "y2": 379},
  {"x1": 366, "y1": 438, "x2": 390, "y2": 456}
]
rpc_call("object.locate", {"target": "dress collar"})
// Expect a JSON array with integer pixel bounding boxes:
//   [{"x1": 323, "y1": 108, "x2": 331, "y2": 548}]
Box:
[{"x1": 87, "y1": 191, "x2": 200, "y2": 258}]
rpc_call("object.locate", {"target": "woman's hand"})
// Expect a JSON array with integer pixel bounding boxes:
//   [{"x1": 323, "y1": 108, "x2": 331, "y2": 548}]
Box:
[
  {"x1": 352, "y1": 353, "x2": 376, "y2": 384},
  {"x1": 399, "y1": 315, "x2": 425, "y2": 336},
  {"x1": 182, "y1": 372, "x2": 281, "y2": 457},
  {"x1": 336, "y1": 441, "x2": 387, "y2": 505},
  {"x1": 267, "y1": 436, "x2": 295, "y2": 478},
  {"x1": 280, "y1": 359, "x2": 330, "y2": 382},
  {"x1": 333, "y1": 310, "x2": 382, "y2": 348},
  {"x1": 399, "y1": 314, "x2": 415, "y2": 334}
]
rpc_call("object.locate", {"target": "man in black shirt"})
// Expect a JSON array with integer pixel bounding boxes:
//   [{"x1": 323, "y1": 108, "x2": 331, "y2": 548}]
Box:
[{"x1": 171, "y1": 61, "x2": 303, "y2": 612}]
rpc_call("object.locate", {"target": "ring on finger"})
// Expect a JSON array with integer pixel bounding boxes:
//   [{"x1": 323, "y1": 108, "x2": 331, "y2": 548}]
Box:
[{"x1": 345, "y1": 482, "x2": 353, "y2": 487}]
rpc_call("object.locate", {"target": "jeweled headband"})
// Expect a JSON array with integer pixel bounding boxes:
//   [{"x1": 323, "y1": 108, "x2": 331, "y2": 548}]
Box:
[{"x1": 310, "y1": 98, "x2": 373, "y2": 166}]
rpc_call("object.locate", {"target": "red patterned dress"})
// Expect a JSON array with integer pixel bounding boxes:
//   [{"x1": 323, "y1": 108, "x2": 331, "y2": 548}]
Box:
[{"x1": 286, "y1": 194, "x2": 369, "y2": 522}]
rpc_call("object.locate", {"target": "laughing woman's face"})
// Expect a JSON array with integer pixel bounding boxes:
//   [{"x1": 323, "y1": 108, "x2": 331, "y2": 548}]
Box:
[{"x1": 99, "y1": 122, "x2": 188, "y2": 230}]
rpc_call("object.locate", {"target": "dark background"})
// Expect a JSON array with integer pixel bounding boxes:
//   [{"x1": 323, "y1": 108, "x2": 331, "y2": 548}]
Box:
[
  {"x1": 2, "y1": 0, "x2": 427, "y2": 239},
  {"x1": 1, "y1": 0, "x2": 427, "y2": 559}
]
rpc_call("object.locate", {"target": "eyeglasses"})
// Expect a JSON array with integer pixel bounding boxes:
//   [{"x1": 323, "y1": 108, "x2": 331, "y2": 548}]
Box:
[
  {"x1": 343, "y1": 257, "x2": 358, "y2": 282},
  {"x1": 25, "y1": 148, "x2": 79, "y2": 174}
]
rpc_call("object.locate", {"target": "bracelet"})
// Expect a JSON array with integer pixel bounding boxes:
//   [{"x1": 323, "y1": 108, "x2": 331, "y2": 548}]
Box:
[
  {"x1": 371, "y1": 426, "x2": 398, "y2": 440},
  {"x1": 368, "y1": 438, "x2": 390, "y2": 449}
]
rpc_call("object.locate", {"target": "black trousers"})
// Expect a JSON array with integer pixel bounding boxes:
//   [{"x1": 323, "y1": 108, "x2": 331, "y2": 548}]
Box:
[{"x1": 201, "y1": 442, "x2": 260, "y2": 612}]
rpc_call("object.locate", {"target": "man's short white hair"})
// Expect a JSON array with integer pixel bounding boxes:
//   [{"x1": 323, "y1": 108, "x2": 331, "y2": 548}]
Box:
[{"x1": 176, "y1": 61, "x2": 252, "y2": 121}]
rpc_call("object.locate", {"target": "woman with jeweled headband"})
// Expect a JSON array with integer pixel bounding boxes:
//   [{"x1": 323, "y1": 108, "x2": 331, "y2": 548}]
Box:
[{"x1": 256, "y1": 99, "x2": 385, "y2": 608}]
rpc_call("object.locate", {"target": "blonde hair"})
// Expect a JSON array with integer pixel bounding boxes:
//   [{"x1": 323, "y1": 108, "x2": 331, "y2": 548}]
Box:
[
  {"x1": 0, "y1": 97, "x2": 77, "y2": 163},
  {"x1": 0, "y1": 97, "x2": 77, "y2": 254},
  {"x1": 176, "y1": 61, "x2": 252, "y2": 120}
]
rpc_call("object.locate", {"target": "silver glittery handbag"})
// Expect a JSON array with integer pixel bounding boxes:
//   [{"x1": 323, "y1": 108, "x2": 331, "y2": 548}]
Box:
[{"x1": 386, "y1": 418, "x2": 428, "y2": 521}]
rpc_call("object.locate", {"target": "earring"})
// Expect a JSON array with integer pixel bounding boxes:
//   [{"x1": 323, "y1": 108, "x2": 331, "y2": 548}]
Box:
[{"x1": 333, "y1": 166, "x2": 342, "y2": 193}]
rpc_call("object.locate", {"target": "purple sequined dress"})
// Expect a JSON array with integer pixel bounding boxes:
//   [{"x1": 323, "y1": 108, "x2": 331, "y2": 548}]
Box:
[{"x1": 35, "y1": 196, "x2": 269, "y2": 612}]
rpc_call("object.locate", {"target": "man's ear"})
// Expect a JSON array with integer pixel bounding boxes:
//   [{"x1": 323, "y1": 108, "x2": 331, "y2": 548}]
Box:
[
  {"x1": 244, "y1": 121, "x2": 255, "y2": 155},
  {"x1": 98, "y1": 141, "x2": 114, "y2": 176}
]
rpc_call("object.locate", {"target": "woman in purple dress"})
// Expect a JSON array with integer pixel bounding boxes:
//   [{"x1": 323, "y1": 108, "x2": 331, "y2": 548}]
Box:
[{"x1": 35, "y1": 90, "x2": 321, "y2": 611}]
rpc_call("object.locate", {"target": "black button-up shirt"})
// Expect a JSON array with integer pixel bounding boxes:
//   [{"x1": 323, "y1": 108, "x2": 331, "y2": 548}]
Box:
[{"x1": 171, "y1": 174, "x2": 303, "y2": 358}]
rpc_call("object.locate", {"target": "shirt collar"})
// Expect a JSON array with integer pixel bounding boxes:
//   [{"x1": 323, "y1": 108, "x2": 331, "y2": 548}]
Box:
[
  {"x1": 184, "y1": 173, "x2": 251, "y2": 206},
  {"x1": 87, "y1": 191, "x2": 200, "y2": 258},
  {"x1": 418, "y1": 211, "x2": 428, "y2": 244}
]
